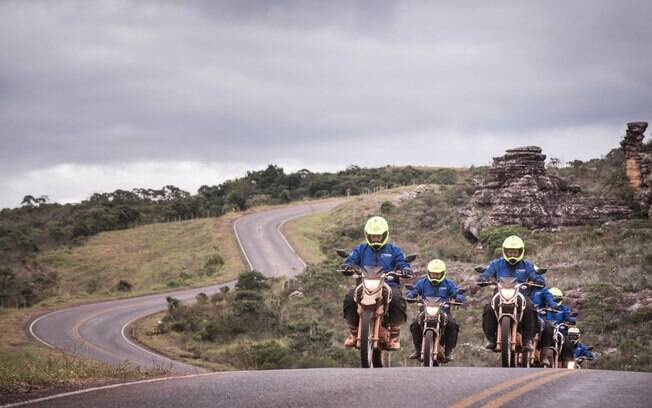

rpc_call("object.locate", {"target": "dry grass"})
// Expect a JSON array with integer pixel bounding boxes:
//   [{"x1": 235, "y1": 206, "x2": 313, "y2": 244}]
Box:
[{"x1": 37, "y1": 215, "x2": 245, "y2": 302}]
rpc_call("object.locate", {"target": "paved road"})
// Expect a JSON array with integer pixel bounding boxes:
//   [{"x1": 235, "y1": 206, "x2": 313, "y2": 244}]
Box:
[
  {"x1": 27, "y1": 201, "x2": 339, "y2": 374},
  {"x1": 8, "y1": 367, "x2": 652, "y2": 408}
]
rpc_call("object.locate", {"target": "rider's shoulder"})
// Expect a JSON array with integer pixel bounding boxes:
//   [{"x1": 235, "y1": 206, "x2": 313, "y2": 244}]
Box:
[{"x1": 488, "y1": 258, "x2": 504, "y2": 268}]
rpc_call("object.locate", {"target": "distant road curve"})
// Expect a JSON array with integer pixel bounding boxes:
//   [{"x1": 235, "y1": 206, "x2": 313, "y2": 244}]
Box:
[{"x1": 27, "y1": 201, "x2": 340, "y2": 374}]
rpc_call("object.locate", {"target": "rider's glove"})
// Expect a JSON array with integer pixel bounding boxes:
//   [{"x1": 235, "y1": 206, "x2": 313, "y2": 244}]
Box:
[{"x1": 401, "y1": 268, "x2": 414, "y2": 278}]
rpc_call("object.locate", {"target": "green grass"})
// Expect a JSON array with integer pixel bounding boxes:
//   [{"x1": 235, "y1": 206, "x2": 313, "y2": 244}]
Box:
[{"x1": 37, "y1": 216, "x2": 245, "y2": 298}]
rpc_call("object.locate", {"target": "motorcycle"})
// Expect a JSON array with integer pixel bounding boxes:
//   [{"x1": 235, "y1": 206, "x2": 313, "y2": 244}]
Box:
[
  {"x1": 405, "y1": 286, "x2": 465, "y2": 367},
  {"x1": 336, "y1": 249, "x2": 416, "y2": 368},
  {"x1": 476, "y1": 265, "x2": 545, "y2": 368},
  {"x1": 539, "y1": 308, "x2": 579, "y2": 368}
]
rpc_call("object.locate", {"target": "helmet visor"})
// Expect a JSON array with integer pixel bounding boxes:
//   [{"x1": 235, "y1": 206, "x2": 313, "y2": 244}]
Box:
[
  {"x1": 427, "y1": 270, "x2": 445, "y2": 283},
  {"x1": 365, "y1": 232, "x2": 388, "y2": 249}
]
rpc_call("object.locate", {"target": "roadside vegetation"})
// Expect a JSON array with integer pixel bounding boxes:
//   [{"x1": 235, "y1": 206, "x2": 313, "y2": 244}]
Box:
[
  {"x1": 0, "y1": 215, "x2": 244, "y2": 402},
  {"x1": 140, "y1": 151, "x2": 651, "y2": 372}
]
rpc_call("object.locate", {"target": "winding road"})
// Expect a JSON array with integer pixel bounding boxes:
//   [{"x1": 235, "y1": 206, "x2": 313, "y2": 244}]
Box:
[
  {"x1": 14, "y1": 200, "x2": 652, "y2": 408},
  {"x1": 27, "y1": 201, "x2": 338, "y2": 374}
]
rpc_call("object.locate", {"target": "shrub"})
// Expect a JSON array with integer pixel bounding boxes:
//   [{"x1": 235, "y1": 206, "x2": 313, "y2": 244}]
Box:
[
  {"x1": 478, "y1": 225, "x2": 532, "y2": 259},
  {"x1": 116, "y1": 280, "x2": 132, "y2": 292}
]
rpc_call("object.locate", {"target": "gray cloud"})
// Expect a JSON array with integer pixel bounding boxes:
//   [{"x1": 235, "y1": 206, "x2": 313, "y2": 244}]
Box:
[{"x1": 1, "y1": 0, "x2": 651, "y2": 207}]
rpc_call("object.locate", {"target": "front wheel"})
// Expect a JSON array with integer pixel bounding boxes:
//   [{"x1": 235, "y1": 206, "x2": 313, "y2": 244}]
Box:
[
  {"x1": 423, "y1": 331, "x2": 438, "y2": 367},
  {"x1": 360, "y1": 310, "x2": 374, "y2": 368},
  {"x1": 500, "y1": 318, "x2": 513, "y2": 368}
]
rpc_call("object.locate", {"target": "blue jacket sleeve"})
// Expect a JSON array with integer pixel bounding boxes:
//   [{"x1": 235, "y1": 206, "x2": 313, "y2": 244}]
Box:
[
  {"x1": 563, "y1": 306, "x2": 576, "y2": 324},
  {"x1": 345, "y1": 245, "x2": 363, "y2": 267},
  {"x1": 392, "y1": 245, "x2": 411, "y2": 270},
  {"x1": 447, "y1": 280, "x2": 465, "y2": 303},
  {"x1": 544, "y1": 291, "x2": 559, "y2": 309},
  {"x1": 406, "y1": 279, "x2": 423, "y2": 299},
  {"x1": 478, "y1": 261, "x2": 496, "y2": 282}
]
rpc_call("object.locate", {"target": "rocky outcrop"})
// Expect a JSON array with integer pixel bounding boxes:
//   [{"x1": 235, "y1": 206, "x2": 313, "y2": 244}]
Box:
[
  {"x1": 620, "y1": 122, "x2": 652, "y2": 218},
  {"x1": 460, "y1": 146, "x2": 632, "y2": 240}
]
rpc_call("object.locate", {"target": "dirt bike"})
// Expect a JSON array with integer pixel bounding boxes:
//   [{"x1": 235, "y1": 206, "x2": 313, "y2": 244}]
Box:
[
  {"x1": 336, "y1": 249, "x2": 416, "y2": 368},
  {"x1": 539, "y1": 308, "x2": 579, "y2": 368},
  {"x1": 476, "y1": 266, "x2": 545, "y2": 368},
  {"x1": 405, "y1": 287, "x2": 465, "y2": 367}
]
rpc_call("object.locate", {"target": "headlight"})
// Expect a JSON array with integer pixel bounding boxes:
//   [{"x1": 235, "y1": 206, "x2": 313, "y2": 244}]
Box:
[
  {"x1": 425, "y1": 306, "x2": 440, "y2": 316},
  {"x1": 500, "y1": 288, "x2": 516, "y2": 299},
  {"x1": 363, "y1": 279, "x2": 381, "y2": 291}
]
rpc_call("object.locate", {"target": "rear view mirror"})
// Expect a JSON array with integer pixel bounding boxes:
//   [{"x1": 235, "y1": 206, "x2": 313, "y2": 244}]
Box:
[
  {"x1": 405, "y1": 284, "x2": 415, "y2": 291},
  {"x1": 458, "y1": 288, "x2": 467, "y2": 295},
  {"x1": 405, "y1": 253, "x2": 417, "y2": 263},
  {"x1": 474, "y1": 266, "x2": 486, "y2": 273},
  {"x1": 336, "y1": 249, "x2": 350, "y2": 258}
]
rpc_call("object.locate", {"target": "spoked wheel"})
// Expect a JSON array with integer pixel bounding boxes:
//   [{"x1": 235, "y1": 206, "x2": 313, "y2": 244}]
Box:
[
  {"x1": 423, "y1": 331, "x2": 438, "y2": 367},
  {"x1": 500, "y1": 318, "x2": 513, "y2": 368},
  {"x1": 360, "y1": 310, "x2": 374, "y2": 368}
]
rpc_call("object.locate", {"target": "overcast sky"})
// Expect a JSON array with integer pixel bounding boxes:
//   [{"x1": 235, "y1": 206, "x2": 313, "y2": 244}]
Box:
[{"x1": 1, "y1": 0, "x2": 651, "y2": 209}]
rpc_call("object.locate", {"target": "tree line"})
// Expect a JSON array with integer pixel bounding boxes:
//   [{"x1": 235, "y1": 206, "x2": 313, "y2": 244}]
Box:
[{"x1": 0, "y1": 164, "x2": 461, "y2": 308}]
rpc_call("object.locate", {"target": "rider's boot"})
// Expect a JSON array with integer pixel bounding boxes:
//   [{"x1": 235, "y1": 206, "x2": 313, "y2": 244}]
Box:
[
  {"x1": 541, "y1": 348, "x2": 553, "y2": 367},
  {"x1": 484, "y1": 338, "x2": 497, "y2": 351},
  {"x1": 344, "y1": 326, "x2": 358, "y2": 348},
  {"x1": 444, "y1": 347, "x2": 455, "y2": 362},
  {"x1": 387, "y1": 326, "x2": 401, "y2": 350}
]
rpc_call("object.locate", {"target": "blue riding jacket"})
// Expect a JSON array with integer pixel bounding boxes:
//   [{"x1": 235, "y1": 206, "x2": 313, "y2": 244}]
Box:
[
  {"x1": 546, "y1": 304, "x2": 576, "y2": 326},
  {"x1": 405, "y1": 277, "x2": 465, "y2": 304},
  {"x1": 478, "y1": 258, "x2": 545, "y2": 299},
  {"x1": 573, "y1": 342, "x2": 594, "y2": 359},
  {"x1": 344, "y1": 243, "x2": 411, "y2": 288}
]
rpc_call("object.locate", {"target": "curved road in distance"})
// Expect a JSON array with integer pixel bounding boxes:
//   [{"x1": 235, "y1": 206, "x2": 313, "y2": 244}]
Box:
[{"x1": 27, "y1": 201, "x2": 339, "y2": 374}]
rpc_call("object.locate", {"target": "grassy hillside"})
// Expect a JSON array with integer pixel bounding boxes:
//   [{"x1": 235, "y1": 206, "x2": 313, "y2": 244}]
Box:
[
  {"x1": 0, "y1": 214, "x2": 245, "y2": 401},
  {"x1": 36, "y1": 216, "x2": 244, "y2": 300}
]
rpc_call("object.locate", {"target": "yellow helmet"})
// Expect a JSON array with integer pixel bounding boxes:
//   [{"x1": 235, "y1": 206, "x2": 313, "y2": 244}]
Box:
[
  {"x1": 502, "y1": 235, "x2": 525, "y2": 265},
  {"x1": 426, "y1": 259, "x2": 447, "y2": 284},
  {"x1": 364, "y1": 216, "x2": 389, "y2": 250},
  {"x1": 549, "y1": 287, "x2": 563, "y2": 304}
]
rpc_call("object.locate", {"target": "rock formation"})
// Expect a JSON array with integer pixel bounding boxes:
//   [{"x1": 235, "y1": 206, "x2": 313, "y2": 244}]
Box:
[
  {"x1": 620, "y1": 122, "x2": 652, "y2": 218},
  {"x1": 460, "y1": 146, "x2": 632, "y2": 240}
]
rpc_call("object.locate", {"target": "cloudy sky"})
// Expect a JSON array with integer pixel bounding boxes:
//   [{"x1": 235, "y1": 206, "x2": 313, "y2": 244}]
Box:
[{"x1": 1, "y1": 0, "x2": 651, "y2": 209}]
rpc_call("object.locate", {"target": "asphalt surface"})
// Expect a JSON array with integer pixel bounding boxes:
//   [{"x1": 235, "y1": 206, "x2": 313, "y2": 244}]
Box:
[
  {"x1": 27, "y1": 201, "x2": 339, "y2": 374},
  {"x1": 19, "y1": 199, "x2": 652, "y2": 407},
  {"x1": 9, "y1": 368, "x2": 652, "y2": 408}
]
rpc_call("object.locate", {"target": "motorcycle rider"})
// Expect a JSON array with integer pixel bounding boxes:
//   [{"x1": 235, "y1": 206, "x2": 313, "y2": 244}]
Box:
[
  {"x1": 533, "y1": 286, "x2": 575, "y2": 367},
  {"x1": 568, "y1": 327, "x2": 595, "y2": 361},
  {"x1": 545, "y1": 287, "x2": 576, "y2": 326},
  {"x1": 406, "y1": 259, "x2": 464, "y2": 362},
  {"x1": 532, "y1": 285, "x2": 557, "y2": 366},
  {"x1": 477, "y1": 235, "x2": 544, "y2": 352},
  {"x1": 341, "y1": 216, "x2": 413, "y2": 350}
]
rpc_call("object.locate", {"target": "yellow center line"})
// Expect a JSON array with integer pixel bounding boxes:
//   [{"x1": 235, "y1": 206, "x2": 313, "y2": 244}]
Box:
[
  {"x1": 480, "y1": 370, "x2": 579, "y2": 408},
  {"x1": 449, "y1": 370, "x2": 558, "y2": 408}
]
